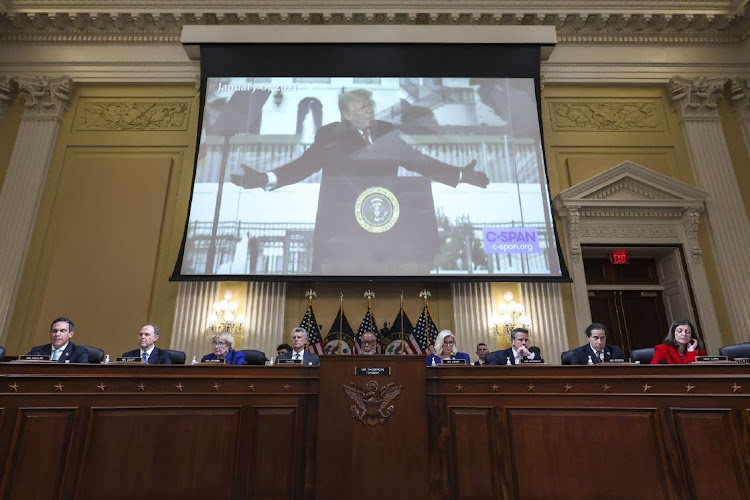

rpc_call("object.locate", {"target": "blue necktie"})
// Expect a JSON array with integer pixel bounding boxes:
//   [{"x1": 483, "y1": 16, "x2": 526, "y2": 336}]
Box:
[
  {"x1": 52, "y1": 349, "x2": 62, "y2": 361},
  {"x1": 142, "y1": 352, "x2": 148, "y2": 363}
]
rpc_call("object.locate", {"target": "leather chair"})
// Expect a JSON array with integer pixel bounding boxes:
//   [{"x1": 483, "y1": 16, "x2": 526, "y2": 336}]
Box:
[
  {"x1": 631, "y1": 347, "x2": 655, "y2": 364},
  {"x1": 560, "y1": 349, "x2": 574, "y2": 366},
  {"x1": 241, "y1": 349, "x2": 268, "y2": 366},
  {"x1": 166, "y1": 349, "x2": 186, "y2": 365},
  {"x1": 83, "y1": 345, "x2": 105, "y2": 364},
  {"x1": 719, "y1": 342, "x2": 750, "y2": 360},
  {"x1": 0, "y1": 345, "x2": 5, "y2": 362}
]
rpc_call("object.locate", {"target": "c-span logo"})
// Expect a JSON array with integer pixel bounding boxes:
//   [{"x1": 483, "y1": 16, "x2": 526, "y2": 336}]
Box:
[{"x1": 354, "y1": 187, "x2": 400, "y2": 233}]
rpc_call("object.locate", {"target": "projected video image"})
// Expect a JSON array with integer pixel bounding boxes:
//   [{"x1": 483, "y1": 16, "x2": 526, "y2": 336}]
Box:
[{"x1": 181, "y1": 77, "x2": 561, "y2": 278}]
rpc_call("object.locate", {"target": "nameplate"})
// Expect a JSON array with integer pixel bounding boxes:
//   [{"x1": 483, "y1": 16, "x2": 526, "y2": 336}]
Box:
[
  {"x1": 19, "y1": 355, "x2": 51, "y2": 361},
  {"x1": 355, "y1": 367, "x2": 391, "y2": 376},
  {"x1": 735, "y1": 358, "x2": 750, "y2": 364},
  {"x1": 696, "y1": 356, "x2": 728, "y2": 362},
  {"x1": 607, "y1": 358, "x2": 627, "y2": 363},
  {"x1": 201, "y1": 359, "x2": 222, "y2": 364},
  {"x1": 521, "y1": 358, "x2": 544, "y2": 364},
  {"x1": 442, "y1": 358, "x2": 468, "y2": 365},
  {"x1": 115, "y1": 357, "x2": 141, "y2": 363},
  {"x1": 276, "y1": 358, "x2": 301, "y2": 364}
]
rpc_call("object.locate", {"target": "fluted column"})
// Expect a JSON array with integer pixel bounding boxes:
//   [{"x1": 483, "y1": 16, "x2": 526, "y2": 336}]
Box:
[
  {"x1": 0, "y1": 76, "x2": 12, "y2": 120},
  {"x1": 170, "y1": 281, "x2": 220, "y2": 362},
  {"x1": 0, "y1": 76, "x2": 72, "y2": 344},
  {"x1": 671, "y1": 76, "x2": 750, "y2": 342},
  {"x1": 243, "y1": 281, "x2": 287, "y2": 359},
  {"x1": 451, "y1": 282, "x2": 494, "y2": 362},
  {"x1": 521, "y1": 282, "x2": 568, "y2": 365},
  {"x1": 729, "y1": 77, "x2": 750, "y2": 159}
]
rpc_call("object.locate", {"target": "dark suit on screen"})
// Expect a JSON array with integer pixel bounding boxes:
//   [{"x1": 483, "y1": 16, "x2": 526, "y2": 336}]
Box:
[
  {"x1": 28, "y1": 342, "x2": 89, "y2": 363},
  {"x1": 122, "y1": 347, "x2": 172, "y2": 365},
  {"x1": 487, "y1": 347, "x2": 542, "y2": 365},
  {"x1": 569, "y1": 344, "x2": 625, "y2": 365},
  {"x1": 201, "y1": 349, "x2": 246, "y2": 365},
  {"x1": 277, "y1": 350, "x2": 320, "y2": 366}
]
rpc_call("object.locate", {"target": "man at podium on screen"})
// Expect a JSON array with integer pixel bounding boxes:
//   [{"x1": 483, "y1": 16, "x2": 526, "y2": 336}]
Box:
[{"x1": 230, "y1": 88, "x2": 490, "y2": 274}]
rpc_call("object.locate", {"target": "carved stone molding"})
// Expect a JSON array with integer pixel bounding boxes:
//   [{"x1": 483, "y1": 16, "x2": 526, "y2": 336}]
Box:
[
  {"x1": 567, "y1": 207, "x2": 581, "y2": 264},
  {"x1": 550, "y1": 102, "x2": 661, "y2": 131},
  {"x1": 15, "y1": 75, "x2": 72, "y2": 119},
  {"x1": 670, "y1": 76, "x2": 728, "y2": 120},
  {"x1": 0, "y1": 11, "x2": 748, "y2": 45},
  {"x1": 0, "y1": 75, "x2": 13, "y2": 117},
  {"x1": 682, "y1": 208, "x2": 703, "y2": 263},
  {"x1": 579, "y1": 224, "x2": 679, "y2": 239},
  {"x1": 728, "y1": 77, "x2": 750, "y2": 122},
  {"x1": 584, "y1": 178, "x2": 672, "y2": 200},
  {"x1": 77, "y1": 101, "x2": 190, "y2": 131}
]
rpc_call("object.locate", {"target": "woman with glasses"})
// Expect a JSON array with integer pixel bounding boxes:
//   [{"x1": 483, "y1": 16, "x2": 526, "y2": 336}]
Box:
[
  {"x1": 201, "y1": 332, "x2": 246, "y2": 365},
  {"x1": 425, "y1": 329, "x2": 471, "y2": 366}
]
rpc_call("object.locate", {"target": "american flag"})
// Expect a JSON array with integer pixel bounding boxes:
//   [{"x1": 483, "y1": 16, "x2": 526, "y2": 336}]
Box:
[
  {"x1": 390, "y1": 307, "x2": 422, "y2": 354},
  {"x1": 355, "y1": 305, "x2": 379, "y2": 354},
  {"x1": 413, "y1": 304, "x2": 439, "y2": 353},
  {"x1": 300, "y1": 304, "x2": 324, "y2": 355}
]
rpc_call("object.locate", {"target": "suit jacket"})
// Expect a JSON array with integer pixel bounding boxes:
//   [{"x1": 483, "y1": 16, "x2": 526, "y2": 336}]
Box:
[
  {"x1": 201, "y1": 349, "x2": 245, "y2": 365},
  {"x1": 122, "y1": 347, "x2": 172, "y2": 365},
  {"x1": 651, "y1": 344, "x2": 706, "y2": 365},
  {"x1": 277, "y1": 350, "x2": 320, "y2": 366},
  {"x1": 569, "y1": 344, "x2": 626, "y2": 365},
  {"x1": 488, "y1": 347, "x2": 543, "y2": 365},
  {"x1": 28, "y1": 342, "x2": 89, "y2": 363},
  {"x1": 425, "y1": 352, "x2": 471, "y2": 366}
]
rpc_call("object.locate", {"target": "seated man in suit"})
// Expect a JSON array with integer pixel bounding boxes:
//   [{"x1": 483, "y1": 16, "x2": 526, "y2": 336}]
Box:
[
  {"x1": 28, "y1": 317, "x2": 89, "y2": 363},
  {"x1": 276, "y1": 343, "x2": 292, "y2": 357},
  {"x1": 488, "y1": 328, "x2": 541, "y2": 365},
  {"x1": 360, "y1": 331, "x2": 378, "y2": 355},
  {"x1": 570, "y1": 323, "x2": 625, "y2": 365},
  {"x1": 277, "y1": 327, "x2": 320, "y2": 366},
  {"x1": 474, "y1": 342, "x2": 489, "y2": 366},
  {"x1": 122, "y1": 323, "x2": 171, "y2": 364}
]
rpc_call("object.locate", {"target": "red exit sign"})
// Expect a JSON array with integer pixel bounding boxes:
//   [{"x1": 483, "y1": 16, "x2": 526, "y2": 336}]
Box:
[{"x1": 609, "y1": 250, "x2": 629, "y2": 265}]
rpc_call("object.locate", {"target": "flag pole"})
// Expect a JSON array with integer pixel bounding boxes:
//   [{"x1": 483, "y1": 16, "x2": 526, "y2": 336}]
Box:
[
  {"x1": 305, "y1": 289, "x2": 316, "y2": 353},
  {"x1": 420, "y1": 289, "x2": 432, "y2": 353},
  {"x1": 338, "y1": 291, "x2": 343, "y2": 355},
  {"x1": 399, "y1": 291, "x2": 405, "y2": 354}
]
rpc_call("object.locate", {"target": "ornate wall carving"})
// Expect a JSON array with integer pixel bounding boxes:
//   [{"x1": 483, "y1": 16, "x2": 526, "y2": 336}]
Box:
[
  {"x1": 15, "y1": 75, "x2": 71, "y2": 119},
  {"x1": 550, "y1": 102, "x2": 661, "y2": 131},
  {"x1": 0, "y1": 75, "x2": 13, "y2": 117},
  {"x1": 77, "y1": 101, "x2": 189, "y2": 130},
  {"x1": 729, "y1": 77, "x2": 750, "y2": 122},
  {"x1": 670, "y1": 76, "x2": 728, "y2": 120},
  {"x1": 579, "y1": 223, "x2": 678, "y2": 239}
]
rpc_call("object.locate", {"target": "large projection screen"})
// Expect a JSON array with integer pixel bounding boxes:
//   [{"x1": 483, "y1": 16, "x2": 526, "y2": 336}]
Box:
[{"x1": 173, "y1": 40, "x2": 569, "y2": 281}]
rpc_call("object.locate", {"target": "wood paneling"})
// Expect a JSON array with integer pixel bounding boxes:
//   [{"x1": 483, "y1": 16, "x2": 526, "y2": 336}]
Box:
[
  {"x1": 449, "y1": 407, "x2": 497, "y2": 499},
  {"x1": 249, "y1": 407, "x2": 298, "y2": 498}
]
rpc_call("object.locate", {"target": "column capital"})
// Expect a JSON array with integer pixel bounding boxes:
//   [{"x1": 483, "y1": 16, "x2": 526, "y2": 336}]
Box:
[
  {"x1": 728, "y1": 77, "x2": 750, "y2": 123},
  {"x1": 16, "y1": 76, "x2": 73, "y2": 120},
  {"x1": 670, "y1": 76, "x2": 727, "y2": 120},
  {"x1": 0, "y1": 75, "x2": 14, "y2": 118}
]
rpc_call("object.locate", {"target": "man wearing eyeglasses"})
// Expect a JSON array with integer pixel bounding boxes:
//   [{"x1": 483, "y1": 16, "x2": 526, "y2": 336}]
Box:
[
  {"x1": 360, "y1": 331, "x2": 378, "y2": 355},
  {"x1": 122, "y1": 324, "x2": 172, "y2": 364}
]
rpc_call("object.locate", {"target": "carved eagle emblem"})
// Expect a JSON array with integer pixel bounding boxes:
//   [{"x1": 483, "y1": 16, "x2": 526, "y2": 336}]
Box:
[{"x1": 343, "y1": 380, "x2": 402, "y2": 426}]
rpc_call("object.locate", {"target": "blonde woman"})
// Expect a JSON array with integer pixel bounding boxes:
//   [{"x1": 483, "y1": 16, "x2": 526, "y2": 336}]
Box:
[{"x1": 425, "y1": 330, "x2": 470, "y2": 366}]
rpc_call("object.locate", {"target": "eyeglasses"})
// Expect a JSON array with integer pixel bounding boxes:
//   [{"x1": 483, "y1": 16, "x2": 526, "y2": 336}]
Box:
[
  {"x1": 362, "y1": 340, "x2": 377, "y2": 345},
  {"x1": 212, "y1": 341, "x2": 227, "y2": 347},
  {"x1": 444, "y1": 340, "x2": 455, "y2": 345}
]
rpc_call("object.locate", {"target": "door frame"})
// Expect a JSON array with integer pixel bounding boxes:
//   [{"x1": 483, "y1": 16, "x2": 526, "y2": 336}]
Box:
[{"x1": 553, "y1": 161, "x2": 721, "y2": 351}]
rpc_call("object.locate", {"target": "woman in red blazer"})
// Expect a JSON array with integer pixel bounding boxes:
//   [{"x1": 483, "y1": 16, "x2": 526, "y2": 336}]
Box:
[{"x1": 651, "y1": 319, "x2": 706, "y2": 364}]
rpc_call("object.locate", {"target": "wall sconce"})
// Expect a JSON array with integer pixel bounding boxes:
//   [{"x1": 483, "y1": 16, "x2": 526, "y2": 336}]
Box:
[
  {"x1": 206, "y1": 290, "x2": 244, "y2": 337},
  {"x1": 492, "y1": 291, "x2": 531, "y2": 339},
  {"x1": 273, "y1": 89, "x2": 284, "y2": 106}
]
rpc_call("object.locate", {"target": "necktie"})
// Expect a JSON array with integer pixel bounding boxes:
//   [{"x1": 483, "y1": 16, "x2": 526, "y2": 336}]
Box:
[
  {"x1": 294, "y1": 353, "x2": 300, "y2": 360},
  {"x1": 362, "y1": 129, "x2": 371, "y2": 146},
  {"x1": 142, "y1": 352, "x2": 148, "y2": 363},
  {"x1": 599, "y1": 351, "x2": 605, "y2": 363},
  {"x1": 52, "y1": 349, "x2": 61, "y2": 361}
]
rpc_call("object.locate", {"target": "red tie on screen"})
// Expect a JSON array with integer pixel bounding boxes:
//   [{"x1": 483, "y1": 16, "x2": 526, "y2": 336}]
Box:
[{"x1": 362, "y1": 129, "x2": 372, "y2": 146}]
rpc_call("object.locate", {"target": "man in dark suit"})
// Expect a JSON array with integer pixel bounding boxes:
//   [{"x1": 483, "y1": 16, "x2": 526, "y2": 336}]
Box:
[
  {"x1": 277, "y1": 327, "x2": 320, "y2": 366},
  {"x1": 230, "y1": 88, "x2": 489, "y2": 273},
  {"x1": 121, "y1": 323, "x2": 171, "y2": 364},
  {"x1": 570, "y1": 323, "x2": 625, "y2": 365},
  {"x1": 28, "y1": 317, "x2": 89, "y2": 363},
  {"x1": 473, "y1": 342, "x2": 489, "y2": 365},
  {"x1": 488, "y1": 328, "x2": 542, "y2": 365}
]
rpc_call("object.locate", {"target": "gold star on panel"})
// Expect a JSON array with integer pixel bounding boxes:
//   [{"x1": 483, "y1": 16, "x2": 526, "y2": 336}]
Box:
[
  {"x1": 96, "y1": 383, "x2": 106, "y2": 392},
  {"x1": 455, "y1": 384, "x2": 464, "y2": 392},
  {"x1": 247, "y1": 383, "x2": 256, "y2": 391},
  {"x1": 211, "y1": 383, "x2": 221, "y2": 391},
  {"x1": 9, "y1": 383, "x2": 19, "y2": 392},
  {"x1": 282, "y1": 384, "x2": 291, "y2": 391},
  {"x1": 137, "y1": 383, "x2": 146, "y2": 391},
  {"x1": 731, "y1": 383, "x2": 742, "y2": 393},
  {"x1": 642, "y1": 383, "x2": 653, "y2": 393},
  {"x1": 526, "y1": 384, "x2": 535, "y2": 392},
  {"x1": 175, "y1": 383, "x2": 184, "y2": 392},
  {"x1": 54, "y1": 383, "x2": 64, "y2": 392},
  {"x1": 602, "y1": 384, "x2": 612, "y2": 393},
  {"x1": 564, "y1": 384, "x2": 573, "y2": 392},
  {"x1": 491, "y1": 384, "x2": 499, "y2": 392},
  {"x1": 685, "y1": 384, "x2": 695, "y2": 393}
]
